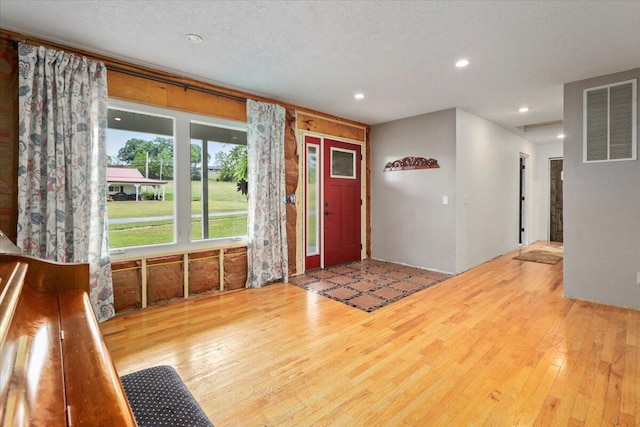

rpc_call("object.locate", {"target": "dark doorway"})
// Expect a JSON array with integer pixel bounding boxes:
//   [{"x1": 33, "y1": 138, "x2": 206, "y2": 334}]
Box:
[
  {"x1": 519, "y1": 154, "x2": 528, "y2": 245},
  {"x1": 549, "y1": 158, "x2": 564, "y2": 242}
]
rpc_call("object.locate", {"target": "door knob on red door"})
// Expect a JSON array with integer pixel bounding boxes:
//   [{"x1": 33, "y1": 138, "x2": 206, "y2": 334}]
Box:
[{"x1": 324, "y1": 210, "x2": 334, "y2": 216}]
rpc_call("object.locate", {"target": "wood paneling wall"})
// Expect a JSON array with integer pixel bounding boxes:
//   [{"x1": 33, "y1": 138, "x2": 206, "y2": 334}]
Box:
[
  {"x1": 0, "y1": 31, "x2": 372, "y2": 295},
  {"x1": 284, "y1": 110, "x2": 298, "y2": 276},
  {"x1": 0, "y1": 39, "x2": 18, "y2": 243},
  {"x1": 107, "y1": 70, "x2": 247, "y2": 122},
  {"x1": 297, "y1": 112, "x2": 366, "y2": 142},
  {"x1": 365, "y1": 128, "x2": 372, "y2": 258}
]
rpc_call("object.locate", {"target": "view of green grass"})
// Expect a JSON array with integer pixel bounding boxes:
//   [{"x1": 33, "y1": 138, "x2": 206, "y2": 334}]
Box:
[
  {"x1": 107, "y1": 200, "x2": 174, "y2": 219},
  {"x1": 107, "y1": 175, "x2": 248, "y2": 248},
  {"x1": 109, "y1": 220, "x2": 174, "y2": 247},
  {"x1": 190, "y1": 214, "x2": 248, "y2": 241},
  {"x1": 108, "y1": 215, "x2": 248, "y2": 248}
]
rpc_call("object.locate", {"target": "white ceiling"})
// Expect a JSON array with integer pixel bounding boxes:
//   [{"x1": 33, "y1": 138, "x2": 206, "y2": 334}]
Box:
[{"x1": 2, "y1": 1, "x2": 640, "y2": 144}]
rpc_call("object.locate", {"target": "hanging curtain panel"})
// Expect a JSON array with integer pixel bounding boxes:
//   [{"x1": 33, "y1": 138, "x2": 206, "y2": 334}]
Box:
[
  {"x1": 17, "y1": 42, "x2": 115, "y2": 322},
  {"x1": 245, "y1": 99, "x2": 288, "y2": 288}
]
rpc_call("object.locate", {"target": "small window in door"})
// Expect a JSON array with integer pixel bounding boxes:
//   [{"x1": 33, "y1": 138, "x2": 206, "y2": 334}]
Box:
[{"x1": 330, "y1": 147, "x2": 356, "y2": 179}]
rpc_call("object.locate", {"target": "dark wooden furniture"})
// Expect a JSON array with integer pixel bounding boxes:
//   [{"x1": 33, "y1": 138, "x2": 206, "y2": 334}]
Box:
[{"x1": 0, "y1": 232, "x2": 136, "y2": 426}]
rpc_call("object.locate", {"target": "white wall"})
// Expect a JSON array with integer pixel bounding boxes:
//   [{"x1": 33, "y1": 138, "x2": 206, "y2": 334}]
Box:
[
  {"x1": 371, "y1": 108, "x2": 546, "y2": 276},
  {"x1": 455, "y1": 109, "x2": 538, "y2": 273},
  {"x1": 371, "y1": 109, "x2": 457, "y2": 273},
  {"x1": 564, "y1": 68, "x2": 640, "y2": 309},
  {"x1": 534, "y1": 141, "x2": 564, "y2": 242}
]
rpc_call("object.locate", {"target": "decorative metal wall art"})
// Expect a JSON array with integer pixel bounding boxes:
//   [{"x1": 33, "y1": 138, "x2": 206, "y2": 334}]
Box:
[{"x1": 383, "y1": 156, "x2": 440, "y2": 172}]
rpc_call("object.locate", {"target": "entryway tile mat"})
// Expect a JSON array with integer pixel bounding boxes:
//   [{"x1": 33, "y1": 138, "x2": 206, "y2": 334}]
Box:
[{"x1": 289, "y1": 259, "x2": 453, "y2": 312}]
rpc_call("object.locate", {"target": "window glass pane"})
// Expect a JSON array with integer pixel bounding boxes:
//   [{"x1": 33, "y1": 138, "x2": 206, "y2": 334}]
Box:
[
  {"x1": 306, "y1": 145, "x2": 318, "y2": 255},
  {"x1": 609, "y1": 83, "x2": 633, "y2": 160},
  {"x1": 190, "y1": 123, "x2": 248, "y2": 241},
  {"x1": 586, "y1": 88, "x2": 608, "y2": 161},
  {"x1": 107, "y1": 109, "x2": 175, "y2": 248},
  {"x1": 331, "y1": 148, "x2": 355, "y2": 178}
]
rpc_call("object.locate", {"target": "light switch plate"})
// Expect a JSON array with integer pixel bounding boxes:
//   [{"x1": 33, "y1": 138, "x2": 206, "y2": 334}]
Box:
[{"x1": 442, "y1": 196, "x2": 449, "y2": 205}]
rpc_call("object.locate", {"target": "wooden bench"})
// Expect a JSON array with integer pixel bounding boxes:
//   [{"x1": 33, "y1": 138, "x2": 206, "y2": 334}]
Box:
[{"x1": 0, "y1": 232, "x2": 136, "y2": 426}]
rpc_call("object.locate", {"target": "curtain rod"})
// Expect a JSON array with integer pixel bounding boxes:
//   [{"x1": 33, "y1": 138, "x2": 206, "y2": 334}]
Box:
[
  {"x1": 0, "y1": 29, "x2": 248, "y2": 103},
  {"x1": 106, "y1": 65, "x2": 248, "y2": 103},
  {"x1": 1, "y1": 29, "x2": 370, "y2": 129}
]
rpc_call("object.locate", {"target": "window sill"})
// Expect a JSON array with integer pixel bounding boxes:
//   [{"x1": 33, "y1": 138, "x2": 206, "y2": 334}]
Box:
[{"x1": 109, "y1": 237, "x2": 247, "y2": 263}]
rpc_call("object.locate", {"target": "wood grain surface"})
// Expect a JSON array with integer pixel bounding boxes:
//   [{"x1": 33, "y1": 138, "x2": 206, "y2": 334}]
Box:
[{"x1": 101, "y1": 242, "x2": 639, "y2": 426}]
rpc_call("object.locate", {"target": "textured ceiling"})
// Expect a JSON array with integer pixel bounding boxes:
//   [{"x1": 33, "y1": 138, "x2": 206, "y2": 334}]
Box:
[{"x1": 2, "y1": 1, "x2": 640, "y2": 143}]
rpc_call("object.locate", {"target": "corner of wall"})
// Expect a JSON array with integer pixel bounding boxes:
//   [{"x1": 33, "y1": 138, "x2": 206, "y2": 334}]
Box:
[
  {"x1": 454, "y1": 109, "x2": 540, "y2": 274},
  {"x1": 563, "y1": 68, "x2": 640, "y2": 309},
  {"x1": 371, "y1": 108, "x2": 457, "y2": 273}
]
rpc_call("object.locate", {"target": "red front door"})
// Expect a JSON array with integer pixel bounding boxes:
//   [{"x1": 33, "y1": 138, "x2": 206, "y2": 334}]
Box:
[{"x1": 323, "y1": 139, "x2": 361, "y2": 267}]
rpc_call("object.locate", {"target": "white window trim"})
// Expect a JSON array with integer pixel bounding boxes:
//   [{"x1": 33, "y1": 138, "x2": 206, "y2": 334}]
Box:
[
  {"x1": 583, "y1": 78, "x2": 637, "y2": 163},
  {"x1": 108, "y1": 99, "x2": 248, "y2": 259}
]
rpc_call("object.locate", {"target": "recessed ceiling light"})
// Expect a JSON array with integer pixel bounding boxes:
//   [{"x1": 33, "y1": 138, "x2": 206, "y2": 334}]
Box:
[
  {"x1": 455, "y1": 59, "x2": 469, "y2": 68},
  {"x1": 519, "y1": 107, "x2": 529, "y2": 113},
  {"x1": 557, "y1": 133, "x2": 565, "y2": 139},
  {"x1": 114, "y1": 117, "x2": 122, "y2": 121},
  {"x1": 186, "y1": 34, "x2": 203, "y2": 44},
  {"x1": 354, "y1": 93, "x2": 365, "y2": 100}
]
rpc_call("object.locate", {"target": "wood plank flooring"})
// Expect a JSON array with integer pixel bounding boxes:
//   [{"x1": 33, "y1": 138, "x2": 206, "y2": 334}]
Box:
[{"x1": 101, "y1": 243, "x2": 640, "y2": 426}]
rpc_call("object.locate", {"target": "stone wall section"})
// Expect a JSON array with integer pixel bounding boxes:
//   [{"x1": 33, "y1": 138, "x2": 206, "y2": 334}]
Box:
[{"x1": 285, "y1": 109, "x2": 298, "y2": 277}]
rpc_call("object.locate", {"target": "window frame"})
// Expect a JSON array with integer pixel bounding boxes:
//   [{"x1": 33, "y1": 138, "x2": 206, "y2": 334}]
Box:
[
  {"x1": 107, "y1": 99, "x2": 248, "y2": 259},
  {"x1": 582, "y1": 79, "x2": 637, "y2": 163},
  {"x1": 190, "y1": 119, "x2": 248, "y2": 242},
  {"x1": 329, "y1": 147, "x2": 357, "y2": 179},
  {"x1": 305, "y1": 143, "x2": 320, "y2": 257}
]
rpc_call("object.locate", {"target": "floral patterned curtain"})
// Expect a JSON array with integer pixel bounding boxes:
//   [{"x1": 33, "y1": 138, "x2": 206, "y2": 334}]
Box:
[
  {"x1": 17, "y1": 43, "x2": 115, "y2": 322},
  {"x1": 245, "y1": 100, "x2": 288, "y2": 288}
]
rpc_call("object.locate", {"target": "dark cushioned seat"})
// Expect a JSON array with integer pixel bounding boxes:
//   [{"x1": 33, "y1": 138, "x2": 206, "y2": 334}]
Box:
[{"x1": 121, "y1": 365, "x2": 213, "y2": 427}]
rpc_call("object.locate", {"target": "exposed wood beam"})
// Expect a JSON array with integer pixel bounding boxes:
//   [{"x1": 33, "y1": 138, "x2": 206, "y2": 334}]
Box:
[{"x1": 521, "y1": 120, "x2": 564, "y2": 132}]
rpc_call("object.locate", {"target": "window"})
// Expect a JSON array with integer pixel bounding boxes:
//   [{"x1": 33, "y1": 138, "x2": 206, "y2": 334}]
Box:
[
  {"x1": 330, "y1": 147, "x2": 356, "y2": 178},
  {"x1": 107, "y1": 108, "x2": 175, "y2": 248},
  {"x1": 190, "y1": 122, "x2": 248, "y2": 241},
  {"x1": 106, "y1": 100, "x2": 248, "y2": 254},
  {"x1": 583, "y1": 79, "x2": 637, "y2": 162},
  {"x1": 306, "y1": 144, "x2": 319, "y2": 256}
]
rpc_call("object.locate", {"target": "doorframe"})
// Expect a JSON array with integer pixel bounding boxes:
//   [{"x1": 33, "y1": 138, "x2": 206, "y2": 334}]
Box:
[
  {"x1": 519, "y1": 153, "x2": 529, "y2": 246},
  {"x1": 548, "y1": 157, "x2": 563, "y2": 243},
  {"x1": 301, "y1": 132, "x2": 366, "y2": 272}
]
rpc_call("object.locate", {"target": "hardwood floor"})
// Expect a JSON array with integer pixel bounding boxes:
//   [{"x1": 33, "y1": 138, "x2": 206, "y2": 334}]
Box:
[{"x1": 101, "y1": 243, "x2": 639, "y2": 426}]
